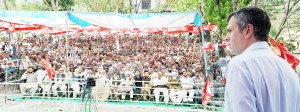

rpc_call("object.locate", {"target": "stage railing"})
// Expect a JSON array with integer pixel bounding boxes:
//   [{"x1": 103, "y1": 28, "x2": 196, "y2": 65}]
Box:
[{"x1": 0, "y1": 78, "x2": 225, "y2": 111}]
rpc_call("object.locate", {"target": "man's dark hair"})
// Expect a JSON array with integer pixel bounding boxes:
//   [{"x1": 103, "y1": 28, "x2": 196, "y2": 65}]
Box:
[{"x1": 227, "y1": 7, "x2": 271, "y2": 41}]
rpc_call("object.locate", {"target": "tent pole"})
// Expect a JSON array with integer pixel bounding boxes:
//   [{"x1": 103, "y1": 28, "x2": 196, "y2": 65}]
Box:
[
  {"x1": 65, "y1": 11, "x2": 70, "y2": 99},
  {"x1": 5, "y1": 31, "x2": 11, "y2": 83}
]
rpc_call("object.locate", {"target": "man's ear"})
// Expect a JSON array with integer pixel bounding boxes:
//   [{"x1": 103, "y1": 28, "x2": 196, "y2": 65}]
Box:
[{"x1": 245, "y1": 24, "x2": 254, "y2": 39}]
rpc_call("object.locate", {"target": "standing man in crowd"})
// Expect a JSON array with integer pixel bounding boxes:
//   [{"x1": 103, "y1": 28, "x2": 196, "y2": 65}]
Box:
[{"x1": 225, "y1": 7, "x2": 300, "y2": 112}]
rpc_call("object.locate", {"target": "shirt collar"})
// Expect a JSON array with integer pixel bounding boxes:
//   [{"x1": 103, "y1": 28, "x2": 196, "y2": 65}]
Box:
[{"x1": 241, "y1": 41, "x2": 270, "y2": 55}]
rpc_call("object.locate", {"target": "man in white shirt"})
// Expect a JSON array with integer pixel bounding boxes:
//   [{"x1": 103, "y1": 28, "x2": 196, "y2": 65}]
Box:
[
  {"x1": 70, "y1": 69, "x2": 84, "y2": 99},
  {"x1": 36, "y1": 66, "x2": 50, "y2": 96},
  {"x1": 20, "y1": 66, "x2": 38, "y2": 99},
  {"x1": 296, "y1": 64, "x2": 300, "y2": 78},
  {"x1": 52, "y1": 68, "x2": 68, "y2": 98},
  {"x1": 152, "y1": 72, "x2": 169, "y2": 106},
  {"x1": 180, "y1": 71, "x2": 194, "y2": 103},
  {"x1": 225, "y1": 7, "x2": 300, "y2": 112}
]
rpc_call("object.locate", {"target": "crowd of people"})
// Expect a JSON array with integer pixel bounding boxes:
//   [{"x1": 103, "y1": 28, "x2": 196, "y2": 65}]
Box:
[{"x1": 0, "y1": 34, "x2": 227, "y2": 106}]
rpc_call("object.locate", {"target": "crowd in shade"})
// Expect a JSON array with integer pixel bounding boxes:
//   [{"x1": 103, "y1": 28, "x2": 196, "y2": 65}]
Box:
[{"x1": 0, "y1": 34, "x2": 227, "y2": 107}]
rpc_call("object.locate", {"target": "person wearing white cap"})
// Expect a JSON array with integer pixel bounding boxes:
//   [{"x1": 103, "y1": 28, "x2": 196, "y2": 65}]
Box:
[
  {"x1": 93, "y1": 69, "x2": 111, "y2": 101},
  {"x1": 20, "y1": 66, "x2": 38, "y2": 99},
  {"x1": 1, "y1": 58, "x2": 8, "y2": 69},
  {"x1": 120, "y1": 73, "x2": 134, "y2": 102},
  {"x1": 180, "y1": 71, "x2": 194, "y2": 103},
  {"x1": 52, "y1": 68, "x2": 68, "y2": 98},
  {"x1": 36, "y1": 66, "x2": 50, "y2": 97},
  {"x1": 152, "y1": 72, "x2": 169, "y2": 106},
  {"x1": 19, "y1": 56, "x2": 32, "y2": 71}
]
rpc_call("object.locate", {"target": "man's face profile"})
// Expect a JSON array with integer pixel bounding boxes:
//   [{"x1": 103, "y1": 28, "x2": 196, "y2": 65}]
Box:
[{"x1": 226, "y1": 16, "x2": 247, "y2": 55}]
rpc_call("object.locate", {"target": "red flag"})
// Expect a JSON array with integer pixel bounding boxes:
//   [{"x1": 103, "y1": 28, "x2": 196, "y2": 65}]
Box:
[
  {"x1": 222, "y1": 75, "x2": 226, "y2": 85},
  {"x1": 269, "y1": 38, "x2": 300, "y2": 69},
  {"x1": 221, "y1": 41, "x2": 228, "y2": 48},
  {"x1": 45, "y1": 55, "x2": 55, "y2": 79},
  {"x1": 202, "y1": 43, "x2": 215, "y2": 51},
  {"x1": 202, "y1": 78, "x2": 213, "y2": 105},
  {"x1": 8, "y1": 24, "x2": 15, "y2": 32}
]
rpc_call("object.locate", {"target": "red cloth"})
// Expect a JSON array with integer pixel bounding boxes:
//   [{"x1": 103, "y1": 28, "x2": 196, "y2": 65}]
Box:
[
  {"x1": 269, "y1": 38, "x2": 300, "y2": 69},
  {"x1": 45, "y1": 55, "x2": 55, "y2": 79},
  {"x1": 202, "y1": 43, "x2": 215, "y2": 51},
  {"x1": 222, "y1": 75, "x2": 226, "y2": 85},
  {"x1": 202, "y1": 78, "x2": 213, "y2": 105}
]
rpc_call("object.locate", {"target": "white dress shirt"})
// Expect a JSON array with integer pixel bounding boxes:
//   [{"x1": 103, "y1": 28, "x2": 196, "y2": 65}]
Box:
[
  {"x1": 180, "y1": 77, "x2": 194, "y2": 89},
  {"x1": 153, "y1": 77, "x2": 168, "y2": 87},
  {"x1": 225, "y1": 42, "x2": 300, "y2": 112}
]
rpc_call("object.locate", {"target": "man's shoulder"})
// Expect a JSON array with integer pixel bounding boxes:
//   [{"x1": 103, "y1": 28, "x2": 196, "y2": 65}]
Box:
[{"x1": 229, "y1": 49, "x2": 276, "y2": 66}]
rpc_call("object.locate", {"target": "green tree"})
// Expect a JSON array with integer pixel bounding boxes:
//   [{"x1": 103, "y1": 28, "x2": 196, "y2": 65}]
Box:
[
  {"x1": 44, "y1": 0, "x2": 75, "y2": 11},
  {"x1": 203, "y1": 0, "x2": 251, "y2": 35},
  {"x1": 176, "y1": 0, "x2": 200, "y2": 11},
  {"x1": 166, "y1": 0, "x2": 177, "y2": 10},
  {"x1": 3, "y1": 0, "x2": 9, "y2": 10},
  {"x1": 269, "y1": 26, "x2": 278, "y2": 37},
  {"x1": 75, "y1": 0, "x2": 128, "y2": 13},
  {"x1": 203, "y1": 0, "x2": 232, "y2": 35},
  {"x1": 21, "y1": 3, "x2": 48, "y2": 11},
  {"x1": 258, "y1": 0, "x2": 300, "y2": 40}
]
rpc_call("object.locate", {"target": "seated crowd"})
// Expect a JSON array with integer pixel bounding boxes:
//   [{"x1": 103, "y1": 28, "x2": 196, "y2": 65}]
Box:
[{"x1": 0, "y1": 35, "x2": 226, "y2": 106}]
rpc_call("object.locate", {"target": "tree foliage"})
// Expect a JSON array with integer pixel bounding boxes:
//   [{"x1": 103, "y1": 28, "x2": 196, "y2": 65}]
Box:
[
  {"x1": 21, "y1": 3, "x2": 49, "y2": 11},
  {"x1": 75, "y1": 0, "x2": 132, "y2": 13},
  {"x1": 203, "y1": 0, "x2": 251, "y2": 35},
  {"x1": 176, "y1": 0, "x2": 200, "y2": 11},
  {"x1": 203, "y1": 0, "x2": 232, "y2": 35},
  {"x1": 44, "y1": 0, "x2": 75, "y2": 11},
  {"x1": 258, "y1": 0, "x2": 300, "y2": 40}
]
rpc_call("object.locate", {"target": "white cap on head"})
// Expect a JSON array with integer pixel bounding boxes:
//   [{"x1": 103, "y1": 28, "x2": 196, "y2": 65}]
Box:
[
  {"x1": 171, "y1": 72, "x2": 177, "y2": 76},
  {"x1": 100, "y1": 70, "x2": 106, "y2": 73},
  {"x1": 124, "y1": 71, "x2": 131, "y2": 75},
  {"x1": 75, "y1": 69, "x2": 80, "y2": 72}
]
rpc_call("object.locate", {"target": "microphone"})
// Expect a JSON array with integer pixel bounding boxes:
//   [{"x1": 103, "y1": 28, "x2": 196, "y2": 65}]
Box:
[
  {"x1": 217, "y1": 58, "x2": 229, "y2": 67},
  {"x1": 208, "y1": 58, "x2": 230, "y2": 71}
]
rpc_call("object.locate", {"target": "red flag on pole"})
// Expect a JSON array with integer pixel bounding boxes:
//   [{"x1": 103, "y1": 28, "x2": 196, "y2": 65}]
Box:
[
  {"x1": 202, "y1": 43, "x2": 215, "y2": 51},
  {"x1": 45, "y1": 55, "x2": 55, "y2": 79},
  {"x1": 269, "y1": 37, "x2": 300, "y2": 69},
  {"x1": 202, "y1": 78, "x2": 213, "y2": 105}
]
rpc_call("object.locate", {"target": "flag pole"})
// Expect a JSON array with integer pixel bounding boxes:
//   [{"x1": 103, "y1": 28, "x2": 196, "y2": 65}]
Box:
[{"x1": 200, "y1": 28, "x2": 209, "y2": 77}]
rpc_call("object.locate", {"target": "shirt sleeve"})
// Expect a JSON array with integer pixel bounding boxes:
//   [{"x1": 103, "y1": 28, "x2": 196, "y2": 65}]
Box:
[
  {"x1": 226, "y1": 63, "x2": 257, "y2": 112},
  {"x1": 21, "y1": 72, "x2": 27, "y2": 80}
]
